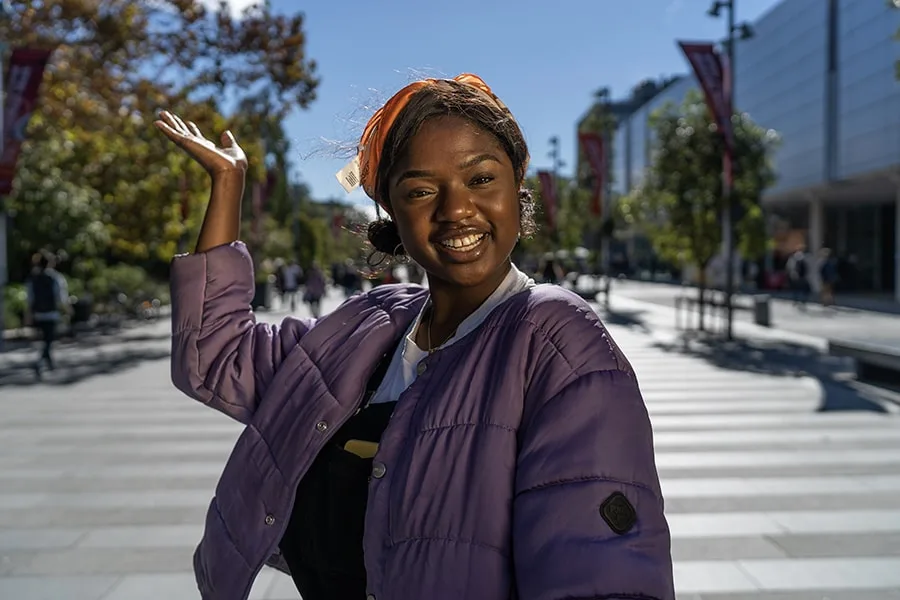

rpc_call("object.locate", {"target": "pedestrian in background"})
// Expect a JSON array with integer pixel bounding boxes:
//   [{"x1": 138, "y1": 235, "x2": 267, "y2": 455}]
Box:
[
  {"x1": 156, "y1": 72, "x2": 673, "y2": 600},
  {"x1": 302, "y1": 261, "x2": 326, "y2": 318},
  {"x1": 786, "y1": 246, "x2": 810, "y2": 307},
  {"x1": 24, "y1": 250, "x2": 68, "y2": 379}
]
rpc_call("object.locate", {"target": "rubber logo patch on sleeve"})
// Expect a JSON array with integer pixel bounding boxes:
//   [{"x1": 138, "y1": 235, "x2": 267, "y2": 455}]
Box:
[{"x1": 599, "y1": 491, "x2": 637, "y2": 535}]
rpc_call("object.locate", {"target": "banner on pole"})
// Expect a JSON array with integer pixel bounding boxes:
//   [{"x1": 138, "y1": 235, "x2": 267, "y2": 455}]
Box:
[
  {"x1": 678, "y1": 41, "x2": 734, "y2": 185},
  {"x1": 0, "y1": 48, "x2": 53, "y2": 195},
  {"x1": 331, "y1": 213, "x2": 345, "y2": 239},
  {"x1": 536, "y1": 170, "x2": 557, "y2": 230},
  {"x1": 578, "y1": 132, "x2": 606, "y2": 216}
]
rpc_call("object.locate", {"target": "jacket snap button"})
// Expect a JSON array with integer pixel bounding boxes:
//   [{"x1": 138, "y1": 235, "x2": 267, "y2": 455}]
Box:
[
  {"x1": 264, "y1": 514, "x2": 276, "y2": 526},
  {"x1": 315, "y1": 420, "x2": 328, "y2": 432},
  {"x1": 371, "y1": 461, "x2": 387, "y2": 479},
  {"x1": 416, "y1": 361, "x2": 427, "y2": 375}
]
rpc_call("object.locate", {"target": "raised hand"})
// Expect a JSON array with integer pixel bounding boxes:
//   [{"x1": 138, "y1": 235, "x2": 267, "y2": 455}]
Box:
[{"x1": 154, "y1": 111, "x2": 248, "y2": 176}]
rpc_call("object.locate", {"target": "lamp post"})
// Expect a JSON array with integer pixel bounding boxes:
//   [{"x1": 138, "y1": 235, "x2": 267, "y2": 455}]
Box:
[
  {"x1": 548, "y1": 135, "x2": 564, "y2": 177},
  {"x1": 548, "y1": 135, "x2": 564, "y2": 246},
  {"x1": 0, "y1": 0, "x2": 12, "y2": 352},
  {"x1": 707, "y1": 0, "x2": 753, "y2": 340},
  {"x1": 594, "y1": 87, "x2": 612, "y2": 276}
]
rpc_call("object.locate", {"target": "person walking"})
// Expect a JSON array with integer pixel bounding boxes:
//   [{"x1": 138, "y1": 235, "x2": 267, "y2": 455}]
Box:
[
  {"x1": 156, "y1": 72, "x2": 673, "y2": 600},
  {"x1": 786, "y1": 246, "x2": 810, "y2": 307},
  {"x1": 25, "y1": 251, "x2": 68, "y2": 379},
  {"x1": 302, "y1": 262, "x2": 326, "y2": 318}
]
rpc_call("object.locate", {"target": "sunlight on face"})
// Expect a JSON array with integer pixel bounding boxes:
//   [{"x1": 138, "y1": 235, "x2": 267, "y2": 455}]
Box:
[{"x1": 387, "y1": 116, "x2": 520, "y2": 290}]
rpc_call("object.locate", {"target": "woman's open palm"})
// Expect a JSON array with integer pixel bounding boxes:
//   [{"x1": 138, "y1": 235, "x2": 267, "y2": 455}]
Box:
[{"x1": 154, "y1": 111, "x2": 248, "y2": 175}]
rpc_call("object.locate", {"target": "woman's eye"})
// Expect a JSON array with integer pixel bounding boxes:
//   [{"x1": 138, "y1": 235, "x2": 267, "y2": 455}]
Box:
[
  {"x1": 471, "y1": 175, "x2": 494, "y2": 186},
  {"x1": 407, "y1": 189, "x2": 432, "y2": 199}
]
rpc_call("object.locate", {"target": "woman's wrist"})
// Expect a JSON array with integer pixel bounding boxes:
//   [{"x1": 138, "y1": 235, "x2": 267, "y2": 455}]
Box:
[{"x1": 210, "y1": 168, "x2": 246, "y2": 186}]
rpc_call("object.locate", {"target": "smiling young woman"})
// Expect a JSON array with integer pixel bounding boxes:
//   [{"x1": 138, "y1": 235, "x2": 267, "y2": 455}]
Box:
[{"x1": 157, "y1": 73, "x2": 674, "y2": 600}]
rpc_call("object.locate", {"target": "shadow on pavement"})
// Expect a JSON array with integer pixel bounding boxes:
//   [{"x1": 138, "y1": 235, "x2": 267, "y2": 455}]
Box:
[
  {"x1": 2, "y1": 321, "x2": 171, "y2": 354},
  {"x1": 599, "y1": 308, "x2": 651, "y2": 334},
  {"x1": 653, "y1": 336, "x2": 893, "y2": 414},
  {"x1": 0, "y1": 347, "x2": 171, "y2": 388}
]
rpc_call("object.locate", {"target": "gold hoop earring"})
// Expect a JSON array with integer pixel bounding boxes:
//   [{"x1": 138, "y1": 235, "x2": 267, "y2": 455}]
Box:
[
  {"x1": 393, "y1": 243, "x2": 409, "y2": 264},
  {"x1": 366, "y1": 252, "x2": 389, "y2": 268}
]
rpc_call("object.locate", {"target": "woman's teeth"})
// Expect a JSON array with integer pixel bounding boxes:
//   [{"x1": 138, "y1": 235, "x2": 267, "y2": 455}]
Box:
[{"x1": 439, "y1": 233, "x2": 487, "y2": 250}]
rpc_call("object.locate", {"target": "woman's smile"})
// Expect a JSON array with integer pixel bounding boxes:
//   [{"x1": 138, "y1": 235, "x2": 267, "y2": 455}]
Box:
[{"x1": 434, "y1": 230, "x2": 490, "y2": 262}]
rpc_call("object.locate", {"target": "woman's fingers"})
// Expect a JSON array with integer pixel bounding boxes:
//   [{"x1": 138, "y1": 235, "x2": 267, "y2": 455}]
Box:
[
  {"x1": 159, "y1": 111, "x2": 179, "y2": 131},
  {"x1": 159, "y1": 111, "x2": 190, "y2": 136},
  {"x1": 171, "y1": 113, "x2": 190, "y2": 135},
  {"x1": 187, "y1": 121, "x2": 204, "y2": 138},
  {"x1": 153, "y1": 119, "x2": 182, "y2": 142},
  {"x1": 220, "y1": 130, "x2": 237, "y2": 148}
]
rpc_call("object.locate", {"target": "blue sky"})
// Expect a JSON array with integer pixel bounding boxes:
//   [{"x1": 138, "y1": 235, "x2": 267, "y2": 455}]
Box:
[{"x1": 245, "y1": 0, "x2": 784, "y2": 212}]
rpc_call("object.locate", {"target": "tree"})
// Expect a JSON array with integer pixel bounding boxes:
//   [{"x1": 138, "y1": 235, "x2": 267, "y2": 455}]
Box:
[
  {"x1": 619, "y1": 89, "x2": 779, "y2": 329},
  {"x1": 3, "y1": 1, "x2": 318, "y2": 119},
  {"x1": 522, "y1": 174, "x2": 592, "y2": 255},
  {"x1": 1, "y1": 0, "x2": 319, "y2": 268},
  {"x1": 5, "y1": 136, "x2": 109, "y2": 282}
]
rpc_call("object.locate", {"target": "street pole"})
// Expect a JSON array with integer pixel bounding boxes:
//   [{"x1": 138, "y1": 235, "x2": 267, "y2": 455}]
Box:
[
  {"x1": 0, "y1": 40, "x2": 7, "y2": 352},
  {"x1": 601, "y1": 92, "x2": 612, "y2": 278},
  {"x1": 0, "y1": 1, "x2": 14, "y2": 351},
  {"x1": 707, "y1": 0, "x2": 743, "y2": 340},
  {"x1": 548, "y1": 136, "x2": 563, "y2": 247},
  {"x1": 723, "y1": 0, "x2": 736, "y2": 340}
]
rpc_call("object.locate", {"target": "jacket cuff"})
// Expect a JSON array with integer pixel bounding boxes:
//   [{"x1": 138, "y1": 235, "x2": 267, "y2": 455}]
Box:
[{"x1": 170, "y1": 242, "x2": 255, "y2": 333}]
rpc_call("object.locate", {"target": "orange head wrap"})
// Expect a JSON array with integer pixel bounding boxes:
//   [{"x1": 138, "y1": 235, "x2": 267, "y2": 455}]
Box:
[{"x1": 354, "y1": 73, "x2": 524, "y2": 209}]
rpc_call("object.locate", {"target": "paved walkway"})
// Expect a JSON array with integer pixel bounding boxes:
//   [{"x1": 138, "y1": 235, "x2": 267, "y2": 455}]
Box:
[
  {"x1": 1, "y1": 288, "x2": 898, "y2": 598},
  {"x1": 603, "y1": 279, "x2": 900, "y2": 347}
]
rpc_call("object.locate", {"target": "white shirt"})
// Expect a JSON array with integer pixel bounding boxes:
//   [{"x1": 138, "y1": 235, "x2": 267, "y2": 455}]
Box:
[{"x1": 368, "y1": 264, "x2": 535, "y2": 405}]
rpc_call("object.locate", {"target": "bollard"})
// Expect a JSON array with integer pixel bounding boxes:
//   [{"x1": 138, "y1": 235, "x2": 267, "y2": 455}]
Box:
[{"x1": 753, "y1": 295, "x2": 771, "y2": 327}]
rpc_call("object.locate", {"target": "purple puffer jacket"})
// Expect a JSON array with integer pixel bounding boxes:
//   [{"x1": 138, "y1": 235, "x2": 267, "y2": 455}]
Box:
[{"x1": 170, "y1": 242, "x2": 674, "y2": 600}]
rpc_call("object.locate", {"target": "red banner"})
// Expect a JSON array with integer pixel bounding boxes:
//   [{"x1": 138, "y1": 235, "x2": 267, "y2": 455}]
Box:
[
  {"x1": 536, "y1": 170, "x2": 557, "y2": 230},
  {"x1": 578, "y1": 132, "x2": 606, "y2": 216},
  {"x1": 0, "y1": 48, "x2": 53, "y2": 195},
  {"x1": 678, "y1": 41, "x2": 734, "y2": 185},
  {"x1": 331, "y1": 213, "x2": 345, "y2": 238}
]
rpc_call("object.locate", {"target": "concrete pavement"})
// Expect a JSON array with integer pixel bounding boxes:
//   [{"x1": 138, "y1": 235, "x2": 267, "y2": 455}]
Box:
[
  {"x1": 607, "y1": 278, "x2": 900, "y2": 347},
  {"x1": 1, "y1": 287, "x2": 899, "y2": 598}
]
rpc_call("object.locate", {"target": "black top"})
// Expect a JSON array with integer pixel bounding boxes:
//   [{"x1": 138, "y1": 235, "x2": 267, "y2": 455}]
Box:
[{"x1": 279, "y1": 339, "x2": 402, "y2": 600}]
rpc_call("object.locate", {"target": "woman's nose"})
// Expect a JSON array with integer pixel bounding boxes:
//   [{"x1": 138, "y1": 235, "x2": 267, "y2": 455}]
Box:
[{"x1": 435, "y1": 183, "x2": 476, "y2": 222}]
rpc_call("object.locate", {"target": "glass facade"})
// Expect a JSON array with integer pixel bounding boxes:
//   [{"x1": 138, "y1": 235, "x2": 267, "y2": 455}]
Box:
[
  {"x1": 620, "y1": 77, "x2": 694, "y2": 191},
  {"x1": 736, "y1": 0, "x2": 829, "y2": 193},
  {"x1": 836, "y1": 0, "x2": 900, "y2": 179},
  {"x1": 598, "y1": 0, "x2": 900, "y2": 296},
  {"x1": 611, "y1": 0, "x2": 900, "y2": 199}
]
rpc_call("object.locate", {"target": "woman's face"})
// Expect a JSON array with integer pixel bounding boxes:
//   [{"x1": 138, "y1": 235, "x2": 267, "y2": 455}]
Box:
[{"x1": 386, "y1": 115, "x2": 520, "y2": 289}]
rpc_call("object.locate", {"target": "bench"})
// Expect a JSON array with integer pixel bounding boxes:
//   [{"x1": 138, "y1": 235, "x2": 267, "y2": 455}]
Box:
[{"x1": 829, "y1": 339, "x2": 900, "y2": 386}]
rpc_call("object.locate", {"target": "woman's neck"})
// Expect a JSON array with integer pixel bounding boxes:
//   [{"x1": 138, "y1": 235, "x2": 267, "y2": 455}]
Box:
[{"x1": 420, "y1": 260, "x2": 512, "y2": 348}]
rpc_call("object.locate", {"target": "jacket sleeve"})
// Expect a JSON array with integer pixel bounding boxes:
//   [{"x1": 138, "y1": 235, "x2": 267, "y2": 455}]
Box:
[
  {"x1": 169, "y1": 242, "x2": 315, "y2": 424},
  {"x1": 513, "y1": 368, "x2": 674, "y2": 600}
]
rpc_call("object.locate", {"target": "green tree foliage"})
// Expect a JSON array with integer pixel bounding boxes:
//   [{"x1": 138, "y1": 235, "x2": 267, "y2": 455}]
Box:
[
  {"x1": 7, "y1": 136, "x2": 109, "y2": 270},
  {"x1": 1, "y1": 0, "x2": 319, "y2": 278},
  {"x1": 619, "y1": 89, "x2": 779, "y2": 280},
  {"x1": 522, "y1": 174, "x2": 592, "y2": 255}
]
